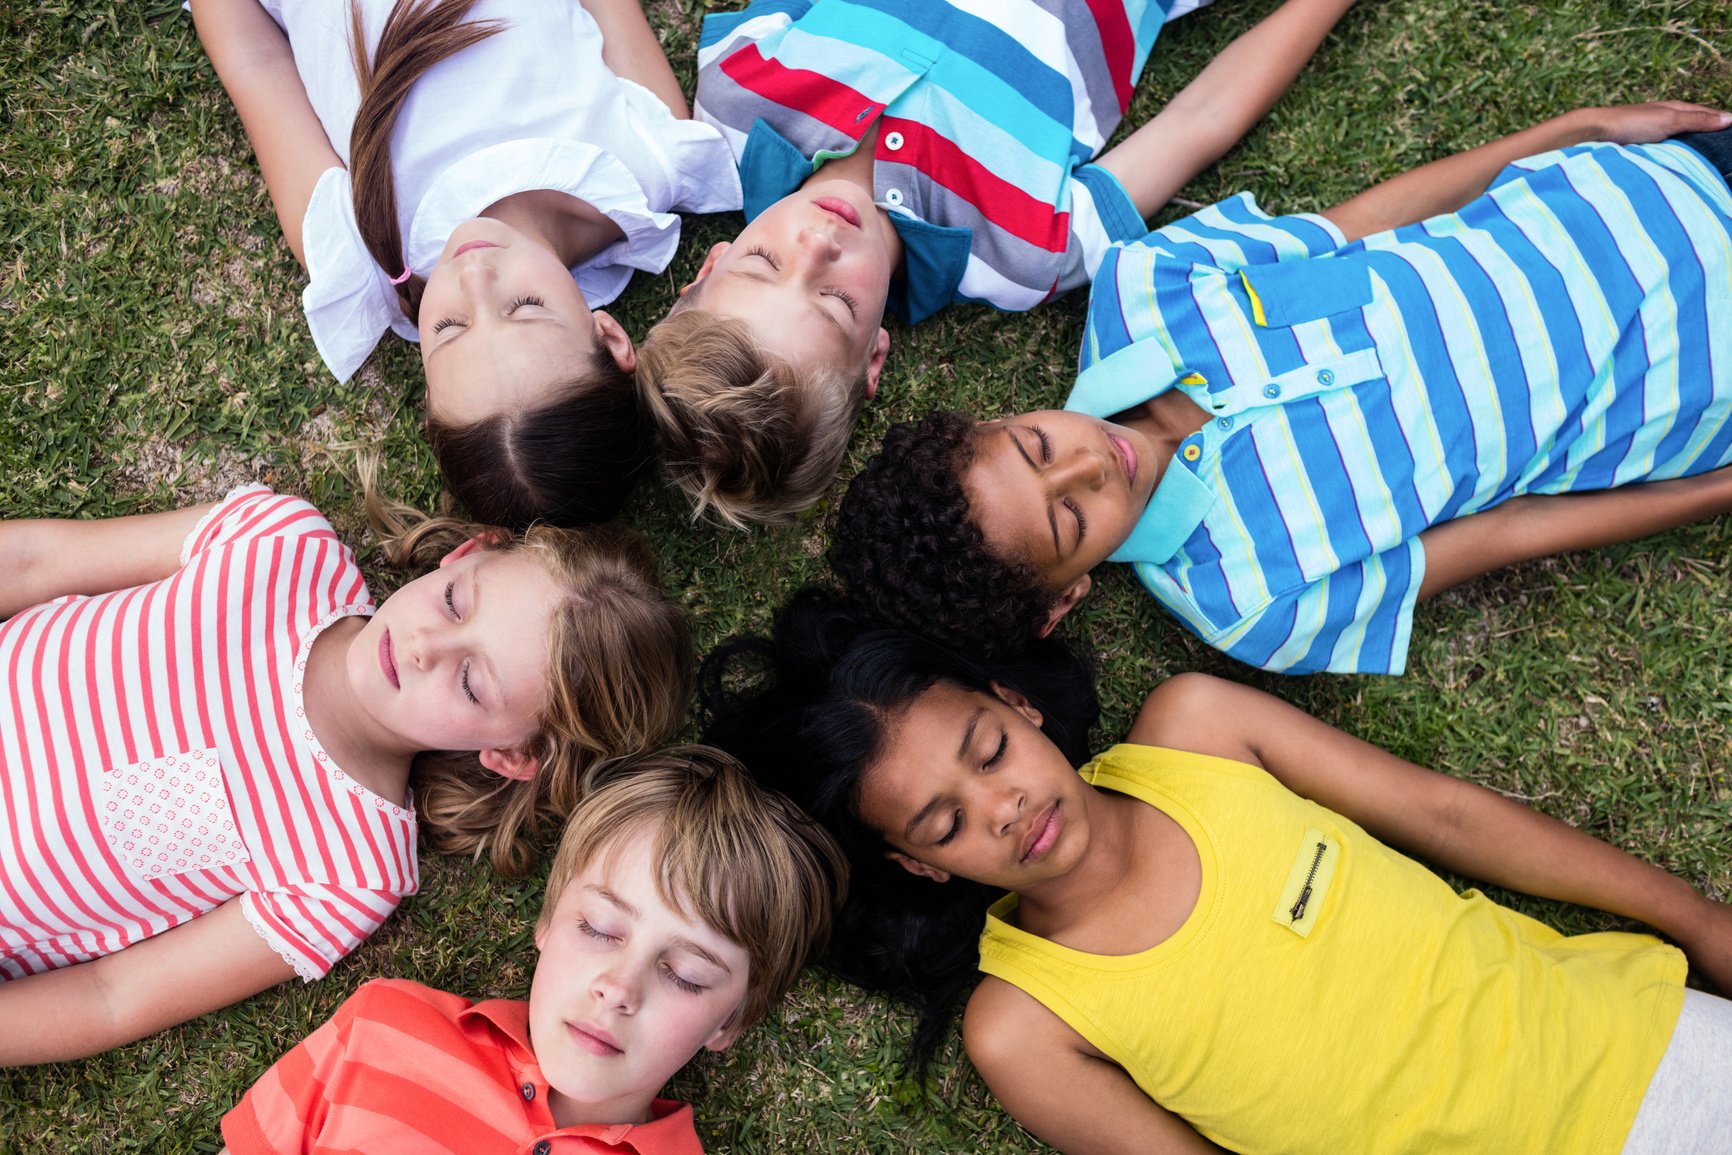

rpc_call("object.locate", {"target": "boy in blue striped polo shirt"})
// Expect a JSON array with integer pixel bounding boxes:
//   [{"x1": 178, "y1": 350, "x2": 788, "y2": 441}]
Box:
[{"x1": 830, "y1": 102, "x2": 1732, "y2": 674}]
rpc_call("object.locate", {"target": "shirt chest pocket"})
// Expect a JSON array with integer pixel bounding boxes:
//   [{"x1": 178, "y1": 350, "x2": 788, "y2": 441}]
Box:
[{"x1": 100, "y1": 748, "x2": 251, "y2": 880}]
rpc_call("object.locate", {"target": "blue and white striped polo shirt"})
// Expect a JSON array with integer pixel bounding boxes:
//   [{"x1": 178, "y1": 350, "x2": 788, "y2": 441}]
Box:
[{"x1": 1068, "y1": 140, "x2": 1732, "y2": 674}]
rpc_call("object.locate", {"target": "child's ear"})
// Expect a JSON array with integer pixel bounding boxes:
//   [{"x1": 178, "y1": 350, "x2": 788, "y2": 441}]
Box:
[
  {"x1": 862, "y1": 327, "x2": 891, "y2": 400},
  {"x1": 479, "y1": 747, "x2": 538, "y2": 781},
  {"x1": 703, "y1": 1012, "x2": 747, "y2": 1054},
  {"x1": 988, "y1": 682, "x2": 1044, "y2": 729},
  {"x1": 1036, "y1": 574, "x2": 1091, "y2": 637},
  {"x1": 886, "y1": 850, "x2": 951, "y2": 884},
  {"x1": 439, "y1": 537, "x2": 487, "y2": 568},
  {"x1": 682, "y1": 241, "x2": 731, "y2": 295},
  {"x1": 592, "y1": 310, "x2": 636, "y2": 374}
]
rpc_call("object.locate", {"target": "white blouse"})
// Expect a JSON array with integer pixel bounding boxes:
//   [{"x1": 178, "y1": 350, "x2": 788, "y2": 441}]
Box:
[{"x1": 254, "y1": 0, "x2": 740, "y2": 381}]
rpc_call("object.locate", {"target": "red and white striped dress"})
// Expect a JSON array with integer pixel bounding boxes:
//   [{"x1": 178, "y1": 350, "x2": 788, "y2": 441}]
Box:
[{"x1": 0, "y1": 487, "x2": 418, "y2": 982}]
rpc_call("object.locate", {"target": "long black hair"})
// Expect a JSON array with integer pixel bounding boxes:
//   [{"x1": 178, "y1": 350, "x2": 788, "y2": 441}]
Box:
[{"x1": 700, "y1": 587, "x2": 1098, "y2": 1070}]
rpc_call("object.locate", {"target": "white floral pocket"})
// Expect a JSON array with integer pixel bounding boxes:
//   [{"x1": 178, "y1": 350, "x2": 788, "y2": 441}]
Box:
[{"x1": 101, "y1": 748, "x2": 252, "y2": 880}]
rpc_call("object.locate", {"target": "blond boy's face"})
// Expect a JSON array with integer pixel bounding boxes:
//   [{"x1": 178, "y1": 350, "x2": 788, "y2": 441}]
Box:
[
  {"x1": 530, "y1": 823, "x2": 751, "y2": 1127},
  {"x1": 686, "y1": 180, "x2": 894, "y2": 396}
]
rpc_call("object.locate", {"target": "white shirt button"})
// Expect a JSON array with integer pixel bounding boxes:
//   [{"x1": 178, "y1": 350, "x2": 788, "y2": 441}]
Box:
[
  {"x1": 884, "y1": 131, "x2": 905, "y2": 151},
  {"x1": 884, "y1": 188, "x2": 904, "y2": 206}
]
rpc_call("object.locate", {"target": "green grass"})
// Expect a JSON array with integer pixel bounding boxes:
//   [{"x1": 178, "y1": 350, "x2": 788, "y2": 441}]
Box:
[{"x1": 3, "y1": 0, "x2": 1731, "y2": 1150}]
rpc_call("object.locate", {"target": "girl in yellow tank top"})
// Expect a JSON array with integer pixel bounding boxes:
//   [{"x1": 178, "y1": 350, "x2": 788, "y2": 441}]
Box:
[{"x1": 701, "y1": 590, "x2": 1732, "y2": 1155}]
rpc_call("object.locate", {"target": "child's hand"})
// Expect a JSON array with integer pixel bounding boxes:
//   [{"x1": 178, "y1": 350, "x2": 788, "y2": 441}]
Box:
[
  {"x1": 1576, "y1": 101, "x2": 1732, "y2": 146},
  {"x1": 1672, "y1": 895, "x2": 1732, "y2": 995}
]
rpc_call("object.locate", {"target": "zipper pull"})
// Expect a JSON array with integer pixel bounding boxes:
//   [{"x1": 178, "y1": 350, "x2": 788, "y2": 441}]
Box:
[{"x1": 1288, "y1": 886, "x2": 1312, "y2": 923}]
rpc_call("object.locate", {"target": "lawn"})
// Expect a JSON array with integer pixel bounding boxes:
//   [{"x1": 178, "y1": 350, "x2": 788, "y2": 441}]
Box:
[{"x1": 3, "y1": 0, "x2": 1730, "y2": 1151}]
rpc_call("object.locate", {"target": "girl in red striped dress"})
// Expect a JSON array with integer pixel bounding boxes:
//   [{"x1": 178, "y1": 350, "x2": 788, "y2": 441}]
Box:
[{"x1": 0, "y1": 485, "x2": 690, "y2": 1064}]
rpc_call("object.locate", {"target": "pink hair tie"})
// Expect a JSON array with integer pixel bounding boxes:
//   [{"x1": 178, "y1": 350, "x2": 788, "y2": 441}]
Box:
[{"x1": 388, "y1": 263, "x2": 413, "y2": 286}]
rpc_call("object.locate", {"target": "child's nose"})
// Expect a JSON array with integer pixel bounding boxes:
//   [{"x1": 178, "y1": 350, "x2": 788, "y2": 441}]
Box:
[
  {"x1": 591, "y1": 965, "x2": 640, "y2": 1014},
  {"x1": 797, "y1": 223, "x2": 843, "y2": 262},
  {"x1": 1051, "y1": 447, "x2": 1108, "y2": 491}
]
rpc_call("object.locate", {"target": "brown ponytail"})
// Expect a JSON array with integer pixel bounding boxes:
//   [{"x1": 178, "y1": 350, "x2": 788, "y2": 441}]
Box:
[{"x1": 348, "y1": 0, "x2": 505, "y2": 321}]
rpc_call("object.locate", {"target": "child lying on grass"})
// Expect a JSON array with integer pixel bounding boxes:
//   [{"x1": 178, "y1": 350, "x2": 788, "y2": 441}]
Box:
[
  {"x1": 220, "y1": 746, "x2": 845, "y2": 1154},
  {"x1": 703, "y1": 592, "x2": 1732, "y2": 1153},
  {"x1": 831, "y1": 103, "x2": 1732, "y2": 673},
  {"x1": 636, "y1": 0, "x2": 1361, "y2": 525}
]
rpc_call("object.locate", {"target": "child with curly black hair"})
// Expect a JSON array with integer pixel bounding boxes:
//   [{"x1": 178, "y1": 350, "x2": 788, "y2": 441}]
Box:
[{"x1": 832, "y1": 106, "x2": 1732, "y2": 673}]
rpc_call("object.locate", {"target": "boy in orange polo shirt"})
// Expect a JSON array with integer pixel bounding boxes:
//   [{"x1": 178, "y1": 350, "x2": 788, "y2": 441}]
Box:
[{"x1": 220, "y1": 747, "x2": 847, "y2": 1154}]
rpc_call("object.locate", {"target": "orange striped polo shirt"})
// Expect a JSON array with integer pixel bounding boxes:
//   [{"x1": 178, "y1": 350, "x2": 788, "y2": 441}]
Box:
[{"x1": 223, "y1": 978, "x2": 704, "y2": 1155}]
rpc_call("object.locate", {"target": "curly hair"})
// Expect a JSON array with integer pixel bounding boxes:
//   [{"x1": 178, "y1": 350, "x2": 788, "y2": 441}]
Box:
[
  {"x1": 828, "y1": 410, "x2": 1057, "y2": 660},
  {"x1": 634, "y1": 304, "x2": 865, "y2": 528}
]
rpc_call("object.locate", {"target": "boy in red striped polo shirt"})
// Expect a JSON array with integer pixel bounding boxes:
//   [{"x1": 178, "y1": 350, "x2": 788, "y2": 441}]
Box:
[{"x1": 220, "y1": 747, "x2": 846, "y2": 1155}]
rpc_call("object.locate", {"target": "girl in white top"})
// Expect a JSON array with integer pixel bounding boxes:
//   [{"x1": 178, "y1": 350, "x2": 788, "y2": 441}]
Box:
[
  {"x1": 191, "y1": 0, "x2": 740, "y2": 527},
  {"x1": 0, "y1": 486, "x2": 690, "y2": 1064}
]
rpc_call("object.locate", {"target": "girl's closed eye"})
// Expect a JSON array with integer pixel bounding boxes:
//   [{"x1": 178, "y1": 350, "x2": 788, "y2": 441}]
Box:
[
  {"x1": 1035, "y1": 427, "x2": 1053, "y2": 463},
  {"x1": 431, "y1": 316, "x2": 461, "y2": 334},
  {"x1": 459, "y1": 660, "x2": 480, "y2": 706},
  {"x1": 936, "y1": 809, "x2": 963, "y2": 847},
  {"x1": 984, "y1": 731, "x2": 1009, "y2": 769},
  {"x1": 443, "y1": 580, "x2": 461, "y2": 619},
  {"x1": 824, "y1": 287, "x2": 859, "y2": 316},
  {"x1": 507, "y1": 294, "x2": 544, "y2": 312},
  {"x1": 746, "y1": 245, "x2": 780, "y2": 270}
]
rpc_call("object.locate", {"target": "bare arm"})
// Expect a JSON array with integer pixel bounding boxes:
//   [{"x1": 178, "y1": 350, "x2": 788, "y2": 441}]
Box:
[
  {"x1": 0, "y1": 900, "x2": 297, "y2": 1066},
  {"x1": 580, "y1": 0, "x2": 690, "y2": 119},
  {"x1": 190, "y1": 0, "x2": 344, "y2": 268},
  {"x1": 1095, "y1": 0, "x2": 1357, "y2": 218},
  {"x1": 0, "y1": 503, "x2": 212, "y2": 619},
  {"x1": 1131, "y1": 675, "x2": 1732, "y2": 990},
  {"x1": 965, "y1": 978, "x2": 1226, "y2": 1155},
  {"x1": 1321, "y1": 102, "x2": 1732, "y2": 243},
  {"x1": 1415, "y1": 464, "x2": 1732, "y2": 601}
]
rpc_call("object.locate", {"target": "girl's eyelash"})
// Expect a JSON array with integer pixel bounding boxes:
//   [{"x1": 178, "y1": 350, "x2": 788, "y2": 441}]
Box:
[
  {"x1": 576, "y1": 917, "x2": 617, "y2": 943},
  {"x1": 460, "y1": 661, "x2": 479, "y2": 705},
  {"x1": 508, "y1": 295, "x2": 544, "y2": 311},
  {"x1": 1067, "y1": 498, "x2": 1088, "y2": 540},
  {"x1": 747, "y1": 245, "x2": 780, "y2": 270},
  {"x1": 1036, "y1": 427, "x2": 1053, "y2": 463},
  {"x1": 432, "y1": 317, "x2": 459, "y2": 333},
  {"x1": 937, "y1": 809, "x2": 962, "y2": 847},
  {"x1": 984, "y1": 732, "x2": 1009, "y2": 769},
  {"x1": 662, "y1": 964, "x2": 704, "y2": 995},
  {"x1": 443, "y1": 581, "x2": 459, "y2": 618},
  {"x1": 824, "y1": 287, "x2": 859, "y2": 316}
]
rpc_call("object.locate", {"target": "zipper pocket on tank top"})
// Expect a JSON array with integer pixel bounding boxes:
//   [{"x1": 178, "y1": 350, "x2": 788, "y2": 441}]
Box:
[{"x1": 1272, "y1": 828, "x2": 1339, "y2": 938}]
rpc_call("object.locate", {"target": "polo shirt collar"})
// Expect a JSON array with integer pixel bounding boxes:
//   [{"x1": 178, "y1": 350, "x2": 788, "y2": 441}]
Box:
[
  {"x1": 1066, "y1": 340, "x2": 1216, "y2": 565},
  {"x1": 737, "y1": 121, "x2": 972, "y2": 327},
  {"x1": 456, "y1": 1001, "x2": 704, "y2": 1154}
]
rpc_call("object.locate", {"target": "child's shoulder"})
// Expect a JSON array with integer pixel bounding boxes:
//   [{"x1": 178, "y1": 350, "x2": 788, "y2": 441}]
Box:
[
  {"x1": 182, "y1": 484, "x2": 343, "y2": 564},
  {"x1": 330, "y1": 977, "x2": 486, "y2": 1038}
]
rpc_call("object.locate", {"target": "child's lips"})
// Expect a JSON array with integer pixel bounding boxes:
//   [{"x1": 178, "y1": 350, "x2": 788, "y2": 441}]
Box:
[
  {"x1": 379, "y1": 630, "x2": 399, "y2": 689},
  {"x1": 566, "y1": 1020, "x2": 624, "y2": 1057},
  {"x1": 1020, "y1": 801, "x2": 1062, "y2": 863},
  {"x1": 451, "y1": 239, "x2": 500, "y2": 260},
  {"x1": 814, "y1": 196, "x2": 861, "y2": 228},
  {"x1": 1109, "y1": 433, "x2": 1137, "y2": 488}
]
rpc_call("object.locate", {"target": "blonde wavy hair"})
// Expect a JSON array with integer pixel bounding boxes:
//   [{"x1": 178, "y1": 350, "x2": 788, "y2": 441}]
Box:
[
  {"x1": 634, "y1": 306, "x2": 865, "y2": 528},
  {"x1": 367, "y1": 487, "x2": 693, "y2": 876},
  {"x1": 540, "y1": 745, "x2": 848, "y2": 1031}
]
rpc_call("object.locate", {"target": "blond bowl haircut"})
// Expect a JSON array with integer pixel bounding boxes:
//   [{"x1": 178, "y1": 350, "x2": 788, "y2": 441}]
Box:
[
  {"x1": 634, "y1": 305, "x2": 866, "y2": 529},
  {"x1": 538, "y1": 746, "x2": 848, "y2": 1032}
]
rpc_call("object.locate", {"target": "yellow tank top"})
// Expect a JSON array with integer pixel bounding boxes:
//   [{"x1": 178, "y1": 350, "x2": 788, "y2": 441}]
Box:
[{"x1": 976, "y1": 744, "x2": 1684, "y2": 1154}]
